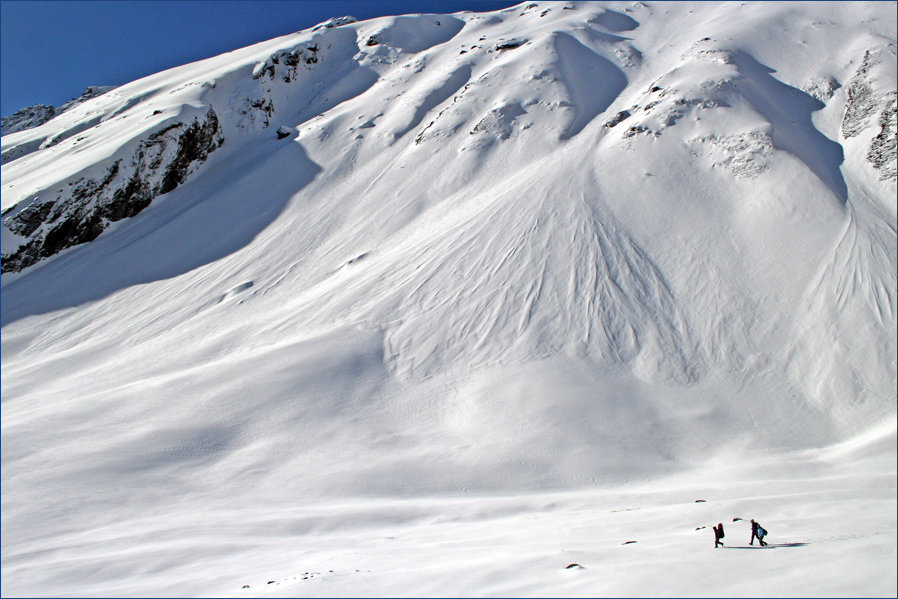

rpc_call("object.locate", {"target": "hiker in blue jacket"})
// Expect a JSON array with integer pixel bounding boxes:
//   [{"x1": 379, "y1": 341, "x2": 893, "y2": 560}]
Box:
[{"x1": 750, "y1": 519, "x2": 768, "y2": 546}]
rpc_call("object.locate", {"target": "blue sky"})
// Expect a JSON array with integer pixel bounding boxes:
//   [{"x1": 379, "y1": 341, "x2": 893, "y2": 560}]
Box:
[{"x1": 1, "y1": 1, "x2": 518, "y2": 117}]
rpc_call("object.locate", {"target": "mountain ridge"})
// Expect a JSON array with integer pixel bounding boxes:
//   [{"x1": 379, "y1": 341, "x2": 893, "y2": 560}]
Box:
[{"x1": 0, "y1": 85, "x2": 116, "y2": 138}]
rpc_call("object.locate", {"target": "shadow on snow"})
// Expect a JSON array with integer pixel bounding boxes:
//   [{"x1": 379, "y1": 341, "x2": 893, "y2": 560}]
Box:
[
  {"x1": 733, "y1": 50, "x2": 848, "y2": 204},
  {"x1": 1, "y1": 138, "x2": 321, "y2": 326},
  {"x1": 725, "y1": 542, "x2": 810, "y2": 549}
]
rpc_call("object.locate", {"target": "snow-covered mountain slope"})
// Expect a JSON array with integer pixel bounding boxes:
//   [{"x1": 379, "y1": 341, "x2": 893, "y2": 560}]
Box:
[
  {"x1": 2, "y1": 2, "x2": 895, "y2": 597},
  {"x1": 0, "y1": 85, "x2": 115, "y2": 140}
]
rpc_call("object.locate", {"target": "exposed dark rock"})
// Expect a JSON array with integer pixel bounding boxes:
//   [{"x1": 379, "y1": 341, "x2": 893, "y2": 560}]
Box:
[
  {"x1": 253, "y1": 62, "x2": 276, "y2": 81},
  {"x1": 277, "y1": 126, "x2": 292, "y2": 139},
  {"x1": 160, "y1": 110, "x2": 222, "y2": 194},
  {"x1": 1, "y1": 86, "x2": 115, "y2": 136},
  {"x1": 253, "y1": 44, "x2": 319, "y2": 84},
  {"x1": 1, "y1": 104, "x2": 56, "y2": 136},
  {"x1": 495, "y1": 39, "x2": 527, "y2": 51},
  {"x1": 2, "y1": 109, "x2": 223, "y2": 274},
  {"x1": 105, "y1": 172, "x2": 152, "y2": 220},
  {"x1": 843, "y1": 81, "x2": 877, "y2": 139},
  {"x1": 5, "y1": 200, "x2": 55, "y2": 237},
  {"x1": 867, "y1": 91, "x2": 897, "y2": 181},
  {"x1": 347, "y1": 252, "x2": 369, "y2": 265},
  {"x1": 41, "y1": 211, "x2": 105, "y2": 258},
  {"x1": 604, "y1": 110, "x2": 631, "y2": 128},
  {"x1": 2, "y1": 238, "x2": 44, "y2": 273},
  {"x1": 312, "y1": 16, "x2": 357, "y2": 31},
  {"x1": 842, "y1": 49, "x2": 885, "y2": 139}
]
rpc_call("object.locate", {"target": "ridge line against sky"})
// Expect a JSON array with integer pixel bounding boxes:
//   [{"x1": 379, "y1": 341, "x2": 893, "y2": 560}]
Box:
[{"x1": 1, "y1": 0, "x2": 519, "y2": 117}]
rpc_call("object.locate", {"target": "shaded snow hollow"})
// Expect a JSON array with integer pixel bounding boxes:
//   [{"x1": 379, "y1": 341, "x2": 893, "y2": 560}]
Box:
[{"x1": 1, "y1": 1, "x2": 895, "y2": 597}]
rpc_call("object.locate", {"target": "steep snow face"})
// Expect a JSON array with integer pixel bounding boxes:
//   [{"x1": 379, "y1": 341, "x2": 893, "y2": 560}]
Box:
[
  {"x1": 1, "y1": 2, "x2": 896, "y2": 596},
  {"x1": 2, "y1": 0, "x2": 894, "y2": 458}
]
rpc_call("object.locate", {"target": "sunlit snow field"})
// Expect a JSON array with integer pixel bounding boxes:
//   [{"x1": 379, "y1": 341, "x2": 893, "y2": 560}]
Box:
[{"x1": 2, "y1": 1, "x2": 895, "y2": 596}]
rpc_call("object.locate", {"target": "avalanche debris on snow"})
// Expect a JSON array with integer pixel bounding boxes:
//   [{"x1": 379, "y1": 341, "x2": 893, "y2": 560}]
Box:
[
  {"x1": 471, "y1": 103, "x2": 528, "y2": 140},
  {"x1": 801, "y1": 75, "x2": 841, "y2": 103},
  {"x1": 688, "y1": 131, "x2": 775, "y2": 179}
]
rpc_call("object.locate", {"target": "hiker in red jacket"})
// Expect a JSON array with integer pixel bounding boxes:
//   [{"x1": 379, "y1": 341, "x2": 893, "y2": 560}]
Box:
[{"x1": 714, "y1": 522, "x2": 725, "y2": 548}]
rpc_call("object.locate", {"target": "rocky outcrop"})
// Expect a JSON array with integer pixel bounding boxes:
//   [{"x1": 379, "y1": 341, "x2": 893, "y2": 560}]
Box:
[
  {"x1": 1, "y1": 109, "x2": 223, "y2": 273},
  {"x1": 842, "y1": 50, "x2": 883, "y2": 139},
  {"x1": 230, "y1": 42, "x2": 323, "y2": 131},
  {"x1": 252, "y1": 44, "x2": 320, "y2": 84},
  {"x1": 1, "y1": 104, "x2": 56, "y2": 136},
  {"x1": 495, "y1": 39, "x2": 527, "y2": 51},
  {"x1": 311, "y1": 16, "x2": 357, "y2": 31},
  {"x1": 867, "y1": 91, "x2": 897, "y2": 181},
  {"x1": 841, "y1": 47, "x2": 898, "y2": 182}
]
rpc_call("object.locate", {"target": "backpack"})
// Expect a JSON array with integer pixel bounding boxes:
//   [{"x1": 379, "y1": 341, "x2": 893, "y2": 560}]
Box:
[
  {"x1": 757, "y1": 526, "x2": 767, "y2": 538},
  {"x1": 718, "y1": 525, "x2": 725, "y2": 539}
]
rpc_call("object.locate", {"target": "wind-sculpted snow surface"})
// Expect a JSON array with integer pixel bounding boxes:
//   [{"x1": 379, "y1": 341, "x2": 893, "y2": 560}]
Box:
[
  {"x1": 295, "y1": 178, "x2": 698, "y2": 383},
  {"x1": 370, "y1": 14, "x2": 466, "y2": 53},
  {"x1": 1, "y1": 2, "x2": 896, "y2": 597},
  {"x1": 788, "y1": 192, "x2": 897, "y2": 430},
  {"x1": 393, "y1": 65, "x2": 473, "y2": 140}
]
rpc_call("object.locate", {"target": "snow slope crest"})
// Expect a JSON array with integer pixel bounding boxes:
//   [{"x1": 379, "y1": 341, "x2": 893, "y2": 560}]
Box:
[{"x1": 0, "y1": 86, "x2": 116, "y2": 138}]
